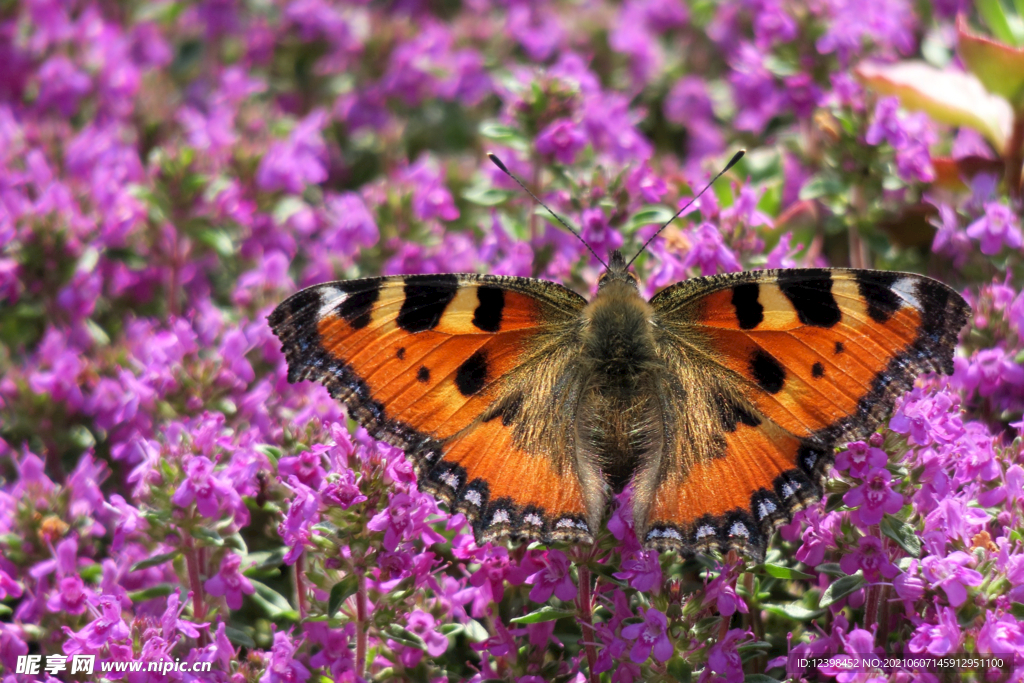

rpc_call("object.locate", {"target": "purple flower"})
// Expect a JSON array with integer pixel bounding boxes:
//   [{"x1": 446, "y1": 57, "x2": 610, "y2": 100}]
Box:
[
  {"x1": 47, "y1": 575, "x2": 91, "y2": 615},
  {"x1": 62, "y1": 595, "x2": 131, "y2": 651},
  {"x1": 816, "y1": 0, "x2": 915, "y2": 63},
  {"x1": 366, "y1": 491, "x2": 444, "y2": 553},
  {"x1": 580, "y1": 207, "x2": 624, "y2": 258},
  {"x1": 613, "y1": 550, "x2": 661, "y2": 593},
  {"x1": 204, "y1": 553, "x2": 255, "y2": 610},
  {"x1": 621, "y1": 607, "x2": 673, "y2": 663},
  {"x1": 35, "y1": 55, "x2": 91, "y2": 116},
  {"x1": 703, "y1": 568, "x2": 749, "y2": 617},
  {"x1": 976, "y1": 612, "x2": 1024, "y2": 658},
  {"x1": 321, "y1": 468, "x2": 367, "y2": 510},
  {"x1": 171, "y1": 456, "x2": 238, "y2": 519},
  {"x1": 966, "y1": 203, "x2": 1023, "y2": 256},
  {"x1": 535, "y1": 118, "x2": 588, "y2": 165},
  {"x1": 679, "y1": 222, "x2": 742, "y2": 275},
  {"x1": 525, "y1": 550, "x2": 576, "y2": 603},
  {"x1": 707, "y1": 629, "x2": 749, "y2": 682},
  {"x1": 921, "y1": 552, "x2": 983, "y2": 607},
  {"x1": 842, "y1": 467, "x2": 903, "y2": 526},
  {"x1": 908, "y1": 605, "x2": 961, "y2": 656},
  {"x1": 835, "y1": 441, "x2": 888, "y2": 479},
  {"x1": 256, "y1": 110, "x2": 328, "y2": 194},
  {"x1": 260, "y1": 631, "x2": 311, "y2": 683},
  {"x1": 396, "y1": 610, "x2": 448, "y2": 667},
  {"x1": 277, "y1": 447, "x2": 326, "y2": 490},
  {"x1": 838, "y1": 536, "x2": 898, "y2": 581}
]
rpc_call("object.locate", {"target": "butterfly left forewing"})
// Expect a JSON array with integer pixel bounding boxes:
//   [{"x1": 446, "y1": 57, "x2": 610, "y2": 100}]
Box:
[
  {"x1": 638, "y1": 268, "x2": 969, "y2": 558},
  {"x1": 269, "y1": 274, "x2": 605, "y2": 545}
]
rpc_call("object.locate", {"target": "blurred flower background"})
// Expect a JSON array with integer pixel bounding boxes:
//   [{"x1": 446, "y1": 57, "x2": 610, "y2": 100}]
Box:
[{"x1": 1, "y1": 0, "x2": 1024, "y2": 681}]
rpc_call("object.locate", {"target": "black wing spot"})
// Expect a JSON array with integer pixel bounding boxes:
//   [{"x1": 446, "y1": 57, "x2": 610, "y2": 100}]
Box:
[
  {"x1": 750, "y1": 349, "x2": 785, "y2": 394},
  {"x1": 473, "y1": 286, "x2": 505, "y2": 332},
  {"x1": 397, "y1": 275, "x2": 459, "y2": 332},
  {"x1": 778, "y1": 270, "x2": 840, "y2": 327},
  {"x1": 397, "y1": 347, "x2": 406, "y2": 360},
  {"x1": 835, "y1": 342, "x2": 844, "y2": 354},
  {"x1": 812, "y1": 362, "x2": 824, "y2": 378},
  {"x1": 455, "y1": 350, "x2": 488, "y2": 396},
  {"x1": 713, "y1": 392, "x2": 762, "y2": 431},
  {"x1": 856, "y1": 271, "x2": 901, "y2": 323},
  {"x1": 731, "y1": 282, "x2": 763, "y2": 330},
  {"x1": 417, "y1": 366, "x2": 430, "y2": 383},
  {"x1": 336, "y1": 281, "x2": 382, "y2": 330}
]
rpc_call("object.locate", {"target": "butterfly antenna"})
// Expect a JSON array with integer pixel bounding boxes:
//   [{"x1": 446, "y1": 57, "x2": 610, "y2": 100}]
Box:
[
  {"x1": 487, "y1": 153, "x2": 608, "y2": 269},
  {"x1": 625, "y1": 149, "x2": 746, "y2": 269}
]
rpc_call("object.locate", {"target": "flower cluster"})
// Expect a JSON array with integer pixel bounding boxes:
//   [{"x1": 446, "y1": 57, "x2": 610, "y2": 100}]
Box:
[{"x1": 1, "y1": 0, "x2": 1023, "y2": 682}]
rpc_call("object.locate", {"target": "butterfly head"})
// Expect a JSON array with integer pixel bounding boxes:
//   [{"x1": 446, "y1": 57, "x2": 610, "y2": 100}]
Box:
[{"x1": 597, "y1": 250, "x2": 640, "y2": 291}]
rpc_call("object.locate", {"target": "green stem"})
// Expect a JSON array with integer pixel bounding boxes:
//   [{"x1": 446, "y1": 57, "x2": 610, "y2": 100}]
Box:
[
  {"x1": 183, "y1": 535, "x2": 207, "y2": 646},
  {"x1": 576, "y1": 565, "x2": 600, "y2": 683},
  {"x1": 356, "y1": 570, "x2": 368, "y2": 680}
]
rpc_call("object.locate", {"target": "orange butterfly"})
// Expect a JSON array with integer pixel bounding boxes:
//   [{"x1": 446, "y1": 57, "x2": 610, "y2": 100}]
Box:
[{"x1": 269, "y1": 157, "x2": 969, "y2": 559}]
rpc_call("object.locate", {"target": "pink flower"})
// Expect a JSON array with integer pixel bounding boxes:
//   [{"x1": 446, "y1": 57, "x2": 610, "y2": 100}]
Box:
[
  {"x1": 613, "y1": 550, "x2": 662, "y2": 593},
  {"x1": 705, "y1": 628, "x2": 748, "y2": 682},
  {"x1": 171, "y1": 456, "x2": 238, "y2": 519},
  {"x1": 842, "y1": 467, "x2": 903, "y2": 527},
  {"x1": 204, "y1": 553, "x2": 255, "y2": 610},
  {"x1": 908, "y1": 605, "x2": 961, "y2": 656},
  {"x1": 621, "y1": 607, "x2": 673, "y2": 663},
  {"x1": 835, "y1": 441, "x2": 888, "y2": 479},
  {"x1": 525, "y1": 550, "x2": 576, "y2": 603},
  {"x1": 536, "y1": 118, "x2": 588, "y2": 165},
  {"x1": 921, "y1": 552, "x2": 983, "y2": 607}
]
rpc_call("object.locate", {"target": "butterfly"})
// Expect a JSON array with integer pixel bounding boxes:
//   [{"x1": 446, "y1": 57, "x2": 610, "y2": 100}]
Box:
[{"x1": 268, "y1": 157, "x2": 970, "y2": 560}]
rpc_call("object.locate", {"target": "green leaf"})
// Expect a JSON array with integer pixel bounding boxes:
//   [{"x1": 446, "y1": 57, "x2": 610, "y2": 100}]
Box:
[
  {"x1": 255, "y1": 444, "x2": 283, "y2": 463},
  {"x1": 130, "y1": 550, "x2": 182, "y2": 572},
  {"x1": 819, "y1": 572, "x2": 864, "y2": 608},
  {"x1": 328, "y1": 575, "x2": 359, "y2": 617},
  {"x1": 761, "y1": 563, "x2": 814, "y2": 580},
  {"x1": 666, "y1": 658, "x2": 692, "y2": 682},
  {"x1": 626, "y1": 205, "x2": 675, "y2": 231},
  {"x1": 509, "y1": 606, "x2": 576, "y2": 624},
  {"x1": 224, "y1": 625, "x2": 255, "y2": 648},
  {"x1": 815, "y1": 562, "x2": 845, "y2": 577},
  {"x1": 1010, "y1": 602, "x2": 1024, "y2": 620},
  {"x1": 464, "y1": 619, "x2": 489, "y2": 642},
  {"x1": 856, "y1": 61, "x2": 1012, "y2": 150},
  {"x1": 250, "y1": 580, "x2": 298, "y2": 620},
  {"x1": 384, "y1": 624, "x2": 427, "y2": 650},
  {"x1": 976, "y1": 0, "x2": 1024, "y2": 47},
  {"x1": 438, "y1": 623, "x2": 464, "y2": 636},
  {"x1": 196, "y1": 228, "x2": 234, "y2": 258},
  {"x1": 127, "y1": 583, "x2": 178, "y2": 602},
  {"x1": 959, "y1": 14, "x2": 1024, "y2": 109},
  {"x1": 880, "y1": 514, "x2": 922, "y2": 557},
  {"x1": 245, "y1": 548, "x2": 288, "y2": 571},
  {"x1": 0, "y1": 603, "x2": 13, "y2": 617},
  {"x1": 191, "y1": 527, "x2": 224, "y2": 547},
  {"x1": 462, "y1": 185, "x2": 514, "y2": 206},
  {"x1": 763, "y1": 602, "x2": 825, "y2": 622},
  {"x1": 479, "y1": 121, "x2": 526, "y2": 146},
  {"x1": 798, "y1": 175, "x2": 844, "y2": 201}
]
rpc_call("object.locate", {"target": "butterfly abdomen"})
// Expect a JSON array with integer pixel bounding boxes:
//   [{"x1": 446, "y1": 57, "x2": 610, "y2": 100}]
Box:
[{"x1": 577, "y1": 280, "x2": 666, "y2": 491}]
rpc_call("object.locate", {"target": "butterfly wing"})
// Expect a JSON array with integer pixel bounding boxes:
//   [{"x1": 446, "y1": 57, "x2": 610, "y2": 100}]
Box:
[
  {"x1": 269, "y1": 274, "x2": 604, "y2": 544},
  {"x1": 637, "y1": 268, "x2": 969, "y2": 558}
]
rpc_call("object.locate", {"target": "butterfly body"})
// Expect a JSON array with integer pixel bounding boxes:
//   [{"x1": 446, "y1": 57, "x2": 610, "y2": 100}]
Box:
[{"x1": 270, "y1": 253, "x2": 968, "y2": 559}]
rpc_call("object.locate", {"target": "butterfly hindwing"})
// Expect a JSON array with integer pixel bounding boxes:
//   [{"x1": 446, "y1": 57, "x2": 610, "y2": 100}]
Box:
[
  {"x1": 269, "y1": 274, "x2": 604, "y2": 544},
  {"x1": 638, "y1": 268, "x2": 969, "y2": 557}
]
